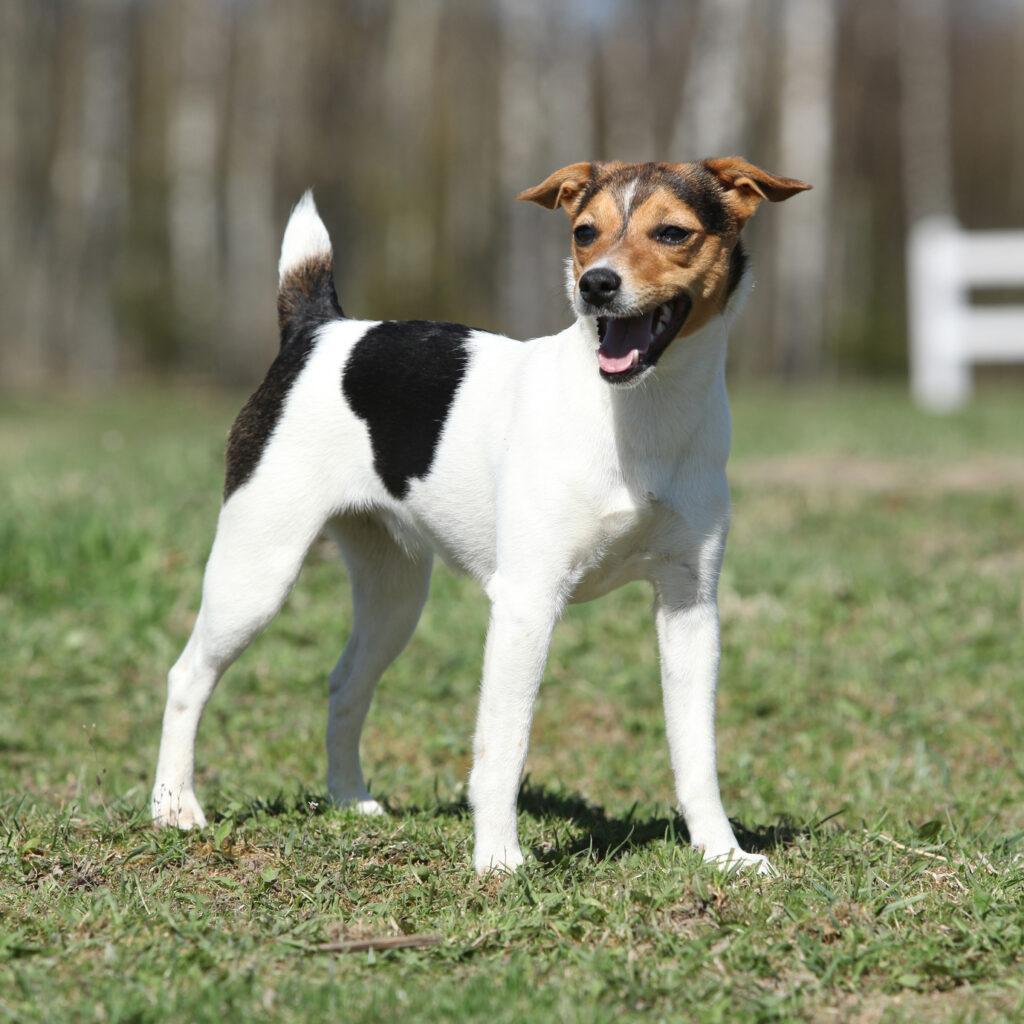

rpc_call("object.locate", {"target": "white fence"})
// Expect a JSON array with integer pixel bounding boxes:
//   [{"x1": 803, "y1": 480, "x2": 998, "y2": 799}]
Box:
[{"x1": 908, "y1": 216, "x2": 1024, "y2": 411}]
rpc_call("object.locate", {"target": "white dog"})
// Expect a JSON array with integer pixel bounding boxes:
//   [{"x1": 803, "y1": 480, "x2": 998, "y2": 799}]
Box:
[{"x1": 152, "y1": 158, "x2": 809, "y2": 875}]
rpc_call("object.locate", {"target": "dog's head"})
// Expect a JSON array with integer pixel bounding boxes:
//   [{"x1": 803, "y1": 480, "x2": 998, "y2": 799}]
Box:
[{"x1": 518, "y1": 159, "x2": 810, "y2": 385}]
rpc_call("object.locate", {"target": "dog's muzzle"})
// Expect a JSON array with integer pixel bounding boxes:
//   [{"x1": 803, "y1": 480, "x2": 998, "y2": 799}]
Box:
[{"x1": 595, "y1": 295, "x2": 692, "y2": 383}]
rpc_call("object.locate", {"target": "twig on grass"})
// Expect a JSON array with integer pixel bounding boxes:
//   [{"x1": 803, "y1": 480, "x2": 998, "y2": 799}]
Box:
[
  {"x1": 866, "y1": 831, "x2": 950, "y2": 862},
  {"x1": 864, "y1": 830, "x2": 999, "y2": 875},
  {"x1": 315, "y1": 933, "x2": 443, "y2": 954}
]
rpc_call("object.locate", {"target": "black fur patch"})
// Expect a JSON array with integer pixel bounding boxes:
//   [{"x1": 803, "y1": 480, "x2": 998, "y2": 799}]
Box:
[
  {"x1": 725, "y1": 240, "x2": 749, "y2": 301},
  {"x1": 223, "y1": 256, "x2": 344, "y2": 501},
  {"x1": 223, "y1": 333, "x2": 317, "y2": 501},
  {"x1": 342, "y1": 320, "x2": 472, "y2": 499},
  {"x1": 662, "y1": 164, "x2": 733, "y2": 236}
]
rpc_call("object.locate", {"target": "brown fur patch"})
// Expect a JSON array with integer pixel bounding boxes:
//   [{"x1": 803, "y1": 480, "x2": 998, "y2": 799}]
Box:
[
  {"x1": 519, "y1": 158, "x2": 809, "y2": 344},
  {"x1": 277, "y1": 256, "x2": 343, "y2": 347},
  {"x1": 571, "y1": 175, "x2": 741, "y2": 335}
]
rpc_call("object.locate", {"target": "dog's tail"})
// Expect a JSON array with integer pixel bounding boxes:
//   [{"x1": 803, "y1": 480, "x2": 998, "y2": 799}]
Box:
[{"x1": 277, "y1": 191, "x2": 344, "y2": 347}]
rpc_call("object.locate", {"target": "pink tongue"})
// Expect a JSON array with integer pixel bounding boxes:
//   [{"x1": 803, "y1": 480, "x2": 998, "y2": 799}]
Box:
[{"x1": 598, "y1": 314, "x2": 651, "y2": 374}]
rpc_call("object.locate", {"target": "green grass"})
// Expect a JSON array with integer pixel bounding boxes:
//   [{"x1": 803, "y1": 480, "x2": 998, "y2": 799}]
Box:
[{"x1": 1, "y1": 384, "x2": 1022, "y2": 1022}]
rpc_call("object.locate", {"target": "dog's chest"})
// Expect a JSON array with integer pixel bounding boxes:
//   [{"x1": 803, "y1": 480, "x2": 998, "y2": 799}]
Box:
[
  {"x1": 568, "y1": 442, "x2": 730, "y2": 602},
  {"x1": 569, "y1": 489, "x2": 676, "y2": 602}
]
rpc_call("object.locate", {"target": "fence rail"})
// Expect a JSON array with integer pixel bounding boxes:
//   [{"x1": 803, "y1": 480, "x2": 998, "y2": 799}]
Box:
[{"x1": 909, "y1": 216, "x2": 1024, "y2": 410}]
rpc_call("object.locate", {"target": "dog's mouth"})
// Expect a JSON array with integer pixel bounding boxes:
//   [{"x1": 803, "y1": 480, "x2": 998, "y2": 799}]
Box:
[{"x1": 596, "y1": 295, "x2": 691, "y2": 383}]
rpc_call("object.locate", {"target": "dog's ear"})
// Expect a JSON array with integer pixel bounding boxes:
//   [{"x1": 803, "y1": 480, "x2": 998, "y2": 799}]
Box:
[
  {"x1": 702, "y1": 157, "x2": 811, "y2": 223},
  {"x1": 516, "y1": 163, "x2": 595, "y2": 214}
]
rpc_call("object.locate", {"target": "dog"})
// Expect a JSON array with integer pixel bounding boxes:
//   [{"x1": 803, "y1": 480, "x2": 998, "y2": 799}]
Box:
[{"x1": 152, "y1": 157, "x2": 810, "y2": 876}]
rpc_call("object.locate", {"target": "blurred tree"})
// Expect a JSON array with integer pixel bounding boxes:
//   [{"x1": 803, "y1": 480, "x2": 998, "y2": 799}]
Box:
[
  {"x1": 497, "y1": 0, "x2": 550, "y2": 339},
  {"x1": 379, "y1": 0, "x2": 444, "y2": 316},
  {"x1": 671, "y1": 0, "x2": 754, "y2": 158},
  {"x1": 223, "y1": 1, "x2": 285, "y2": 380},
  {"x1": 773, "y1": 0, "x2": 836, "y2": 379},
  {"x1": 899, "y1": 0, "x2": 954, "y2": 223},
  {"x1": 0, "y1": 0, "x2": 35, "y2": 384},
  {"x1": 601, "y1": 2, "x2": 655, "y2": 160},
  {"x1": 1015, "y1": 6, "x2": 1024, "y2": 220},
  {"x1": 0, "y1": 0, "x2": 1020, "y2": 389},
  {"x1": 167, "y1": 0, "x2": 227, "y2": 370}
]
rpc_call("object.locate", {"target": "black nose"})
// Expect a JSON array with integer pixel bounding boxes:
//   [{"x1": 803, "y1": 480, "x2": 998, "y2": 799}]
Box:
[{"x1": 578, "y1": 267, "x2": 621, "y2": 307}]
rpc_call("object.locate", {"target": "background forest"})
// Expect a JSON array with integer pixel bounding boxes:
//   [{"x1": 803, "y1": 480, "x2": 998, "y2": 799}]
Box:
[{"x1": 1, "y1": 0, "x2": 1023, "y2": 390}]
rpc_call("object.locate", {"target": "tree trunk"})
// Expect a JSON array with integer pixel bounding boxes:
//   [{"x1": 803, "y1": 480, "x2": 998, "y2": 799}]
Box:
[
  {"x1": 600, "y1": 5, "x2": 654, "y2": 161},
  {"x1": 497, "y1": 0, "x2": 549, "y2": 339},
  {"x1": 47, "y1": 0, "x2": 131, "y2": 386},
  {"x1": 772, "y1": 0, "x2": 837, "y2": 378},
  {"x1": 671, "y1": 0, "x2": 754, "y2": 159},
  {"x1": 223, "y1": 2, "x2": 284, "y2": 382},
  {"x1": 898, "y1": 0, "x2": 954, "y2": 224},
  {"x1": 0, "y1": 0, "x2": 34, "y2": 385},
  {"x1": 1014, "y1": 5, "x2": 1024, "y2": 221},
  {"x1": 380, "y1": 0, "x2": 444, "y2": 310},
  {"x1": 167, "y1": 0, "x2": 227, "y2": 369}
]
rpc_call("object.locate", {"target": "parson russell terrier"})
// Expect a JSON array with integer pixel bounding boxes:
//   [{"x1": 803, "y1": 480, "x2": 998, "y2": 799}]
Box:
[{"x1": 152, "y1": 158, "x2": 810, "y2": 875}]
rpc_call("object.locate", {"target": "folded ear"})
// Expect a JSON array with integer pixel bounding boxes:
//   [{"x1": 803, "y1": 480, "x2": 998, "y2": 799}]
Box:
[
  {"x1": 516, "y1": 162, "x2": 595, "y2": 213},
  {"x1": 703, "y1": 157, "x2": 811, "y2": 223}
]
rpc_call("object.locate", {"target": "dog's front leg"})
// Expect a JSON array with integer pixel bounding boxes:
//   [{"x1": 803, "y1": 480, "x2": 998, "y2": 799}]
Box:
[
  {"x1": 653, "y1": 575, "x2": 773, "y2": 875},
  {"x1": 468, "y1": 584, "x2": 556, "y2": 874}
]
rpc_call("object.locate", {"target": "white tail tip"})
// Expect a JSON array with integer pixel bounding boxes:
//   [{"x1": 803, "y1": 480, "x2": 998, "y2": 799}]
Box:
[{"x1": 279, "y1": 190, "x2": 332, "y2": 284}]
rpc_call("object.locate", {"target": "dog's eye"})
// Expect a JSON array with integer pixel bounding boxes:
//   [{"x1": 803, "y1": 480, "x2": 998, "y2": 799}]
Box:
[
  {"x1": 573, "y1": 224, "x2": 597, "y2": 246},
  {"x1": 656, "y1": 225, "x2": 692, "y2": 244}
]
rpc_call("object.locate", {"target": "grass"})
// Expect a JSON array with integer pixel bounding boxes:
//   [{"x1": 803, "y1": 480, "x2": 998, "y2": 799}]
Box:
[{"x1": 1, "y1": 383, "x2": 1022, "y2": 1022}]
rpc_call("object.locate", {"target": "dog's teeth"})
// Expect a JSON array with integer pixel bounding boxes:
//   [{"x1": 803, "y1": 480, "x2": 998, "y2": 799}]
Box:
[{"x1": 630, "y1": 349, "x2": 640, "y2": 367}]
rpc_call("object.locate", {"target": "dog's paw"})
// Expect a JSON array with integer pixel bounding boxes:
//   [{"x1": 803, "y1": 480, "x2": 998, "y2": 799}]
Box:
[
  {"x1": 352, "y1": 797, "x2": 385, "y2": 816},
  {"x1": 473, "y1": 846, "x2": 525, "y2": 876},
  {"x1": 701, "y1": 847, "x2": 775, "y2": 876},
  {"x1": 151, "y1": 785, "x2": 207, "y2": 830},
  {"x1": 329, "y1": 791, "x2": 386, "y2": 816}
]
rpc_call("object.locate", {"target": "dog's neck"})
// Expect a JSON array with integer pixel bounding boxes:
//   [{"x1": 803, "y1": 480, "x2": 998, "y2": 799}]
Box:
[{"x1": 564, "y1": 312, "x2": 731, "y2": 471}]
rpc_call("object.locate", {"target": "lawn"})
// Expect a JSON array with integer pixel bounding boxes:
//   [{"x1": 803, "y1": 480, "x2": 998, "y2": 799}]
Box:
[{"x1": 1, "y1": 384, "x2": 1022, "y2": 1022}]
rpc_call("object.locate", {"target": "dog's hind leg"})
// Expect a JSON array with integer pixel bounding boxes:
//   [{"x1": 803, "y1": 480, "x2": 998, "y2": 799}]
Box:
[
  {"x1": 324, "y1": 515, "x2": 432, "y2": 814},
  {"x1": 151, "y1": 488, "x2": 327, "y2": 829}
]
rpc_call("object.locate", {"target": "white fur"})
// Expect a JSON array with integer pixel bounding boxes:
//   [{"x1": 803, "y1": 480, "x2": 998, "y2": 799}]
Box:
[
  {"x1": 152, "y1": 195, "x2": 772, "y2": 877},
  {"x1": 619, "y1": 177, "x2": 640, "y2": 215},
  {"x1": 278, "y1": 190, "x2": 332, "y2": 282}
]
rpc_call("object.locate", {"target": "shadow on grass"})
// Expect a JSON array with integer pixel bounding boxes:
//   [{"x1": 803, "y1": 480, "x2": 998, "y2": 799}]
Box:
[
  {"x1": 518, "y1": 782, "x2": 814, "y2": 864},
  {"x1": 211, "y1": 782, "x2": 819, "y2": 864},
  {"x1": 417, "y1": 779, "x2": 814, "y2": 864}
]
